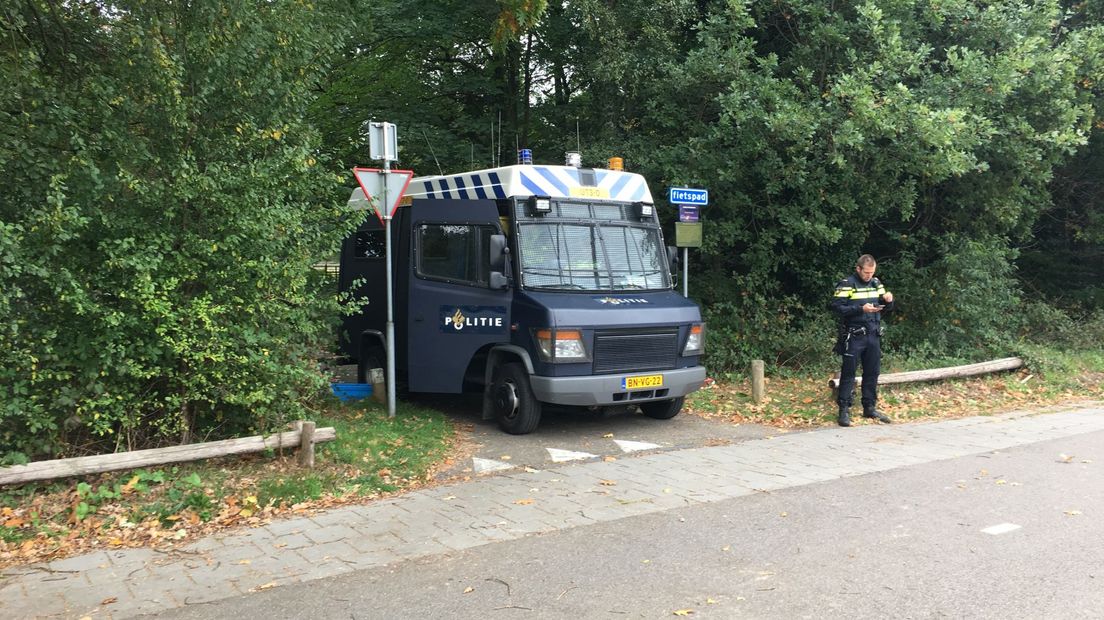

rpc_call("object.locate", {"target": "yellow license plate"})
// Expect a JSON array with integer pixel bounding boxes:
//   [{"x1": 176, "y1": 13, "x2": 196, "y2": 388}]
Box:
[
  {"x1": 569, "y1": 186, "x2": 610, "y2": 199},
  {"x1": 623, "y1": 374, "x2": 663, "y2": 390}
]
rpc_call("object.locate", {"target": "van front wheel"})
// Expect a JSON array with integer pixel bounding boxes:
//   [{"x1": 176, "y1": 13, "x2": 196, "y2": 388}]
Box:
[
  {"x1": 640, "y1": 397, "x2": 684, "y2": 420},
  {"x1": 491, "y1": 362, "x2": 542, "y2": 435}
]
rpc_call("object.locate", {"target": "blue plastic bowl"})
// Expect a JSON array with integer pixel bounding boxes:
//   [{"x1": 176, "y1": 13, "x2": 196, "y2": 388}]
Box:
[{"x1": 330, "y1": 382, "x2": 373, "y2": 401}]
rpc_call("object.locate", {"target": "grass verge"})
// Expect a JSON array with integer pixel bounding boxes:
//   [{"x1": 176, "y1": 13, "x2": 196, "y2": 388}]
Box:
[
  {"x1": 686, "y1": 347, "x2": 1104, "y2": 428},
  {"x1": 0, "y1": 397, "x2": 458, "y2": 569}
]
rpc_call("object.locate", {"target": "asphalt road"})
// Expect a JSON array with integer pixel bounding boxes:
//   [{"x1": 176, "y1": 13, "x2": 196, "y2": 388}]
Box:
[{"x1": 156, "y1": 429, "x2": 1103, "y2": 619}]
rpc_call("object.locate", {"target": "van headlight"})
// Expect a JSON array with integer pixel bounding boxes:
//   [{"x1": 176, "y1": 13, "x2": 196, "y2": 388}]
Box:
[
  {"x1": 534, "y1": 329, "x2": 590, "y2": 363},
  {"x1": 682, "y1": 323, "x2": 705, "y2": 356}
]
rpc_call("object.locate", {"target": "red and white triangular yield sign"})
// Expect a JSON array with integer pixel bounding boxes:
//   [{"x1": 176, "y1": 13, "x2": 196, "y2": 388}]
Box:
[{"x1": 352, "y1": 167, "x2": 414, "y2": 223}]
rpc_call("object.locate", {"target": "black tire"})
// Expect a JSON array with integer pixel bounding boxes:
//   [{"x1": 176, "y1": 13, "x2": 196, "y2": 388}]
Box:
[
  {"x1": 491, "y1": 362, "x2": 542, "y2": 434},
  {"x1": 357, "y1": 341, "x2": 385, "y2": 384},
  {"x1": 640, "y1": 397, "x2": 684, "y2": 420}
]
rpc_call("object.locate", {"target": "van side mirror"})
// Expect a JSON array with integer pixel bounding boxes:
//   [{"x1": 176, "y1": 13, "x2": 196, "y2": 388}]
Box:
[
  {"x1": 489, "y1": 271, "x2": 510, "y2": 290},
  {"x1": 489, "y1": 234, "x2": 511, "y2": 290},
  {"x1": 666, "y1": 245, "x2": 679, "y2": 275},
  {"x1": 489, "y1": 234, "x2": 508, "y2": 271}
]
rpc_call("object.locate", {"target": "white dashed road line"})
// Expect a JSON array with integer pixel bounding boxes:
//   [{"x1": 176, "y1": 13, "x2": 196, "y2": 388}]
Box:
[
  {"x1": 546, "y1": 447, "x2": 599, "y2": 462},
  {"x1": 614, "y1": 439, "x2": 661, "y2": 453},
  {"x1": 981, "y1": 523, "x2": 1022, "y2": 535},
  {"x1": 472, "y1": 457, "x2": 515, "y2": 474}
]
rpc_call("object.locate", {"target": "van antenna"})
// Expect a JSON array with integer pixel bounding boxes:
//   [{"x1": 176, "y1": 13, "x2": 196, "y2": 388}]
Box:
[
  {"x1": 576, "y1": 119, "x2": 581, "y2": 157},
  {"x1": 497, "y1": 111, "x2": 503, "y2": 168},
  {"x1": 470, "y1": 141, "x2": 474, "y2": 170},
  {"x1": 490, "y1": 121, "x2": 494, "y2": 168},
  {"x1": 422, "y1": 129, "x2": 444, "y2": 176}
]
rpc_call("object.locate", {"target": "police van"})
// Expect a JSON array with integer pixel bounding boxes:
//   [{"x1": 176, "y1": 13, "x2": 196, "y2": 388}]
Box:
[{"x1": 339, "y1": 155, "x2": 706, "y2": 434}]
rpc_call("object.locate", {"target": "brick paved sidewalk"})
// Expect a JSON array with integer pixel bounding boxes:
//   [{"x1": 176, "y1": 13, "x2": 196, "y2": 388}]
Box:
[{"x1": 2, "y1": 403, "x2": 1102, "y2": 619}]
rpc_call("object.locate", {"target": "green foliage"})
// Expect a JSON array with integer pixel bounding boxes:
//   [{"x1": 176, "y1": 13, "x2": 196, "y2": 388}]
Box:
[
  {"x1": 311, "y1": 0, "x2": 1103, "y2": 368},
  {"x1": 2, "y1": 0, "x2": 1103, "y2": 466},
  {"x1": 257, "y1": 476, "x2": 325, "y2": 507},
  {"x1": 1, "y1": 2, "x2": 358, "y2": 458}
]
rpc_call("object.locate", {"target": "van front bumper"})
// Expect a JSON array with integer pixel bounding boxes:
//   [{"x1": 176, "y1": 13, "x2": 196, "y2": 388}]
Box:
[{"x1": 529, "y1": 366, "x2": 707, "y2": 407}]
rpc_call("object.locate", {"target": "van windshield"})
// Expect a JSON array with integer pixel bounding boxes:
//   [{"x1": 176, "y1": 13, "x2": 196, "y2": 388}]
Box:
[{"x1": 517, "y1": 222, "x2": 671, "y2": 291}]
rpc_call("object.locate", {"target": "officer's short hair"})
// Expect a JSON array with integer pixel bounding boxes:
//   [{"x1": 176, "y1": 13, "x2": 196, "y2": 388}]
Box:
[{"x1": 856, "y1": 254, "x2": 876, "y2": 268}]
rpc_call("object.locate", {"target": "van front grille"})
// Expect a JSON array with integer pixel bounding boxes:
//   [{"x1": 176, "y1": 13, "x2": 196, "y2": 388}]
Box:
[{"x1": 593, "y1": 329, "x2": 678, "y2": 374}]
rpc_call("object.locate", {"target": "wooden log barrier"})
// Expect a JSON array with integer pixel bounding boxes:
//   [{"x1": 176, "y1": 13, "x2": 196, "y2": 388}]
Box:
[
  {"x1": 828, "y1": 357, "x2": 1024, "y2": 390},
  {"x1": 0, "y1": 423, "x2": 335, "y2": 487}
]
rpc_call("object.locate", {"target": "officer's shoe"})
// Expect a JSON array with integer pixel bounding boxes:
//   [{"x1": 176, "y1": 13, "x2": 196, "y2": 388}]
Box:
[
  {"x1": 862, "y1": 408, "x2": 891, "y2": 424},
  {"x1": 838, "y1": 407, "x2": 852, "y2": 427}
]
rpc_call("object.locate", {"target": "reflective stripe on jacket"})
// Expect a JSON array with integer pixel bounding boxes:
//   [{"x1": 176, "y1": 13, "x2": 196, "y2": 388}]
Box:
[{"x1": 829, "y1": 273, "x2": 894, "y2": 329}]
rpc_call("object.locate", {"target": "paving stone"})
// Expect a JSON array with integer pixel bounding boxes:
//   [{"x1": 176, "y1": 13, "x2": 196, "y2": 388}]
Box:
[
  {"x1": 295, "y1": 540, "x2": 360, "y2": 564},
  {"x1": 294, "y1": 558, "x2": 357, "y2": 582},
  {"x1": 46, "y1": 550, "x2": 114, "y2": 574},
  {"x1": 303, "y1": 524, "x2": 361, "y2": 545},
  {"x1": 268, "y1": 516, "x2": 313, "y2": 536},
  {"x1": 433, "y1": 529, "x2": 503, "y2": 551},
  {"x1": 122, "y1": 585, "x2": 183, "y2": 611},
  {"x1": 307, "y1": 508, "x2": 363, "y2": 529},
  {"x1": 268, "y1": 532, "x2": 314, "y2": 551},
  {"x1": 1, "y1": 589, "x2": 64, "y2": 619},
  {"x1": 226, "y1": 525, "x2": 279, "y2": 547},
  {"x1": 182, "y1": 534, "x2": 236, "y2": 554},
  {"x1": 195, "y1": 541, "x2": 268, "y2": 565},
  {"x1": 84, "y1": 562, "x2": 144, "y2": 587},
  {"x1": 58, "y1": 581, "x2": 136, "y2": 617},
  {"x1": 172, "y1": 576, "x2": 241, "y2": 607}
]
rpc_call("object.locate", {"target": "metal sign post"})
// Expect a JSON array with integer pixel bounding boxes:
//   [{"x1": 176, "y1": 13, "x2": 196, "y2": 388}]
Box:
[
  {"x1": 352, "y1": 122, "x2": 411, "y2": 418},
  {"x1": 382, "y1": 161, "x2": 396, "y2": 418},
  {"x1": 669, "y1": 187, "x2": 708, "y2": 299}
]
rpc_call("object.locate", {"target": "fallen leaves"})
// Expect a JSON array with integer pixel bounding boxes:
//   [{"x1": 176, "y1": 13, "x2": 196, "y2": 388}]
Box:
[
  {"x1": 687, "y1": 367, "x2": 1104, "y2": 429},
  {"x1": 512, "y1": 498, "x2": 535, "y2": 506}
]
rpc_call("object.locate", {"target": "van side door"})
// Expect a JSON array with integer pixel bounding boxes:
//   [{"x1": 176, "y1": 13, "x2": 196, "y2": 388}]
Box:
[{"x1": 407, "y1": 199, "x2": 511, "y2": 393}]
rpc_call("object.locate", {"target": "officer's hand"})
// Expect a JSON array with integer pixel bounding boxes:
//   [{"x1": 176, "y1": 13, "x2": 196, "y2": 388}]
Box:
[
  {"x1": 862, "y1": 303, "x2": 880, "y2": 313},
  {"x1": 882, "y1": 292, "x2": 894, "y2": 303}
]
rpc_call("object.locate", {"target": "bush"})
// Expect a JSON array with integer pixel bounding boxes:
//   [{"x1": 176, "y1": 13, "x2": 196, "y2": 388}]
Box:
[{"x1": 0, "y1": 2, "x2": 354, "y2": 459}]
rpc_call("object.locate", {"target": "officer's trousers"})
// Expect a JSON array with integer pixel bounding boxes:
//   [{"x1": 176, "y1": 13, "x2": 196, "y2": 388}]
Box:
[{"x1": 837, "y1": 330, "x2": 881, "y2": 410}]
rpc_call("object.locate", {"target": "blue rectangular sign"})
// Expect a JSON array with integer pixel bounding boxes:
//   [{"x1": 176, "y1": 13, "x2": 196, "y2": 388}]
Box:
[
  {"x1": 667, "y1": 187, "x2": 708, "y2": 205},
  {"x1": 679, "y1": 205, "x2": 700, "y2": 222}
]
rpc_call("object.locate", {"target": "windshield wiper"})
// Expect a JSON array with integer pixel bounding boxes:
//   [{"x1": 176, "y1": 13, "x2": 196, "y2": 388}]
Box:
[{"x1": 528, "y1": 283, "x2": 588, "y2": 290}]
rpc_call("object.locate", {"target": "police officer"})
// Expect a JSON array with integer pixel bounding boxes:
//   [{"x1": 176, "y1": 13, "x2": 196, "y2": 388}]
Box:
[{"x1": 830, "y1": 254, "x2": 894, "y2": 427}]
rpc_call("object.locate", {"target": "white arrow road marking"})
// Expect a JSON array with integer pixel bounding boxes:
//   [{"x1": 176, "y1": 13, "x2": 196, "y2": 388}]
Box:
[
  {"x1": 981, "y1": 523, "x2": 1021, "y2": 535},
  {"x1": 613, "y1": 439, "x2": 661, "y2": 453},
  {"x1": 546, "y1": 448, "x2": 598, "y2": 463},
  {"x1": 473, "y1": 457, "x2": 515, "y2": 474}
]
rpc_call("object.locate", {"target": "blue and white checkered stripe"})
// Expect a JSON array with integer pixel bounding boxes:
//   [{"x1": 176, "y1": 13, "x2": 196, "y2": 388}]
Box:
[
  {"x1": 405, "y1": 170, "x2": 510, "y2": 200},
  {"x1": 405, "y1": 166, "x2": 653, "y2": 203}
]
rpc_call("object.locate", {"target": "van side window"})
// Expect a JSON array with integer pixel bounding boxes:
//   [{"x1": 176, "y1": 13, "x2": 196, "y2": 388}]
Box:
[
  {"x1": 417, "y1": 224, "x2": 495, "y2": 285},
  {"x1": 354, "y1": 230, "x2": 385, "y2": 259}
]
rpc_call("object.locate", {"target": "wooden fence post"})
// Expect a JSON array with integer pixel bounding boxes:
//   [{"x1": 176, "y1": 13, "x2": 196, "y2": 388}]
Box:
[
  {"x1": 296, "y1": 421, "x2": 316, "y2": 468},
  {"x1": 751, "y1": 360, "x2": 765, "y2": 403}
]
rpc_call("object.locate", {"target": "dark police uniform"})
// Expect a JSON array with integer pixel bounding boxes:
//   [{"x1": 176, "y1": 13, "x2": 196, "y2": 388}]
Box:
[{"x1": 830, "y1": 273, "x2": 894, "y2": 420}]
